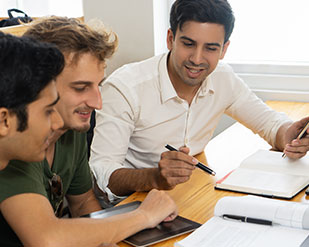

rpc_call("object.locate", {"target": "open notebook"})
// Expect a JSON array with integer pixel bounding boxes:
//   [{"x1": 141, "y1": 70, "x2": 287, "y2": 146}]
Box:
[
  {"x1": 215, "y1": 149, "x2": 309, "y2": 199},
  {"x1": 175, "y1": 195, "x2": 309, "y2": 247}
]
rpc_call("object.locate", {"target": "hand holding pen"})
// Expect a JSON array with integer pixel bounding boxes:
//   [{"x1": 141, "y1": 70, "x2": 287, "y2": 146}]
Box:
[
  {"x1": 165, "y1": 144, "x2": 216, "y2": 176},
  {"x1": 155, "y1": 145, "x2": 198, "y2": 190},
  {"x1": 282, "y1": 120, "x2": 309, "y2": 158}
]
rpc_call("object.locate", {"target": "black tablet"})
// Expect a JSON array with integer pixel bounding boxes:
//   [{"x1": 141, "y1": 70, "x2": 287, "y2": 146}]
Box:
[{"x1": 84, "y1": 201, "x2": 201, "y2": 247}]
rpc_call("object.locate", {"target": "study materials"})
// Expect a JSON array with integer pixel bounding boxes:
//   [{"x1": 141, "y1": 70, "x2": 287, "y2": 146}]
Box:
[
  {"x1": 174, "y1": 195, "x2": 309, "y2": 247},
  {"x1": 84, "y1": 201, "x2": 201, "y2": 247},
  {"x1": 215, "y1": 149, "x2": 309, "y2": 199},
  {"x1": 165, "y1": 144, "x2": 216, "y2": 176},
  {"x1": 222, "y1": 214, "x2": 272, "y2": 225},
  {"x1": 282, "y1": 121, "x2": 309, "y2": 157}
]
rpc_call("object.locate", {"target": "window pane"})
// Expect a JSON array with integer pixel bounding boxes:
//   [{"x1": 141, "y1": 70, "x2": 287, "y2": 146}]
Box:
[
  {"x1": 0, "y1": 0, "x2": 83, "y2": 18},
  {"x1": 1, "y1": 0, "x2": 18, "y2": 17},
  {"x1": 226, "y1": 0, "x2": 309, "y2": 64}
]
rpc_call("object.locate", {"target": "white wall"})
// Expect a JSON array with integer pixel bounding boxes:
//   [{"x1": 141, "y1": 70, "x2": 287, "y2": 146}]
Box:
[{"x1": 83, "y1": 0, "x2": 169, "y2": 75}]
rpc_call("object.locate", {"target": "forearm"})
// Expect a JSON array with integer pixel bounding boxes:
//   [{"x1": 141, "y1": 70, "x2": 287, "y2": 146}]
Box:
[
  {"x1": 67, "y1": 190, "x2": 102, "y2": 217},
  {"x1": 3, "y1": 194, "x2": 149, "y2": 247},
  {"x1": 48, "y1": 210, "x2": 148, "y2": 246},
  {"x1": 68, "y1": 196, "x2": 102, "y2": 218},
  {"x1": 108, "y1": 168, "x2": 159, "y2": 196}
]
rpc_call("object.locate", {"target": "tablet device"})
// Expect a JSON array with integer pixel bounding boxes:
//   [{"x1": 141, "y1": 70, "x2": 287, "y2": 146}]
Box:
[
  {"x1": 84, "y1": 201, "x2": 141, "y2": 219},
  {"x1": 84, "y1": 201, "x2": 201, "y2": 247}
]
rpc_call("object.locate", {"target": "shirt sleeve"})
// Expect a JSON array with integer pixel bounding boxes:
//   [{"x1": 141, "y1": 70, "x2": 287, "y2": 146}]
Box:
[
  {"x1": 224, "y1": 72, "x2": 292, "y2": 147},
  {"x1": 66, "y1": 132, "x2": 93, "y2": 195},
  {"x1": 89, "y1": 80, "x2": 135, "y2": 202},
  {"x1": 0, "y1": 160, "x2": 47, "y2": 203}
]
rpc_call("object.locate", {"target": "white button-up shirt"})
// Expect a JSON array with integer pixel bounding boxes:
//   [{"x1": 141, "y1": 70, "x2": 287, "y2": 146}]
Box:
[{"x1": 90, "y1": 53, "x2": 291, "y2": 201}]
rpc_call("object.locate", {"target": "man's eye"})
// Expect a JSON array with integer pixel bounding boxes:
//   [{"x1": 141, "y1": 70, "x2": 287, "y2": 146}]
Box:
[
  {"x1": 183, "y1": 42, "x2": 193, "y2": 47},
  {"x1": 73, "y1": 87, "x2": 86, "y2": 92},
  {"x1": 46, "y1": 109, "x2": 54, "y2": 115},
  {"x1": 207, "y1": 47, "x2": 218, "y2": 51}
]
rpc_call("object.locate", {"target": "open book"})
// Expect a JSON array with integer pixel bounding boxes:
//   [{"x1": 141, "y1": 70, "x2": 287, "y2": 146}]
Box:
[
  {"x1": 175, "y1": 195, "x2": 309, "y2": 247},
  {"x1": 215, "y1": 149, "x2": 309, "y2": 199}
]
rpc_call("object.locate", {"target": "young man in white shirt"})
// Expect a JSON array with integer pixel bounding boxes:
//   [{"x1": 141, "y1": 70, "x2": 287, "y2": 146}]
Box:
[{"x1": 90, "y1": 0, "x2": 309, "y2": 204}]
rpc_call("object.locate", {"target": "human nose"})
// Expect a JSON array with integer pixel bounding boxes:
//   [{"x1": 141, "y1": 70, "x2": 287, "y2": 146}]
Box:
[
  {"x1": 86, "y1": 87, "x2": 102, "y2": 110},
  {"x1": 190, "y1": 47, "x2": 204, "y2": 66},
  {"x1": 51, "y1": 109, "x2": 64, "y2": 131}
]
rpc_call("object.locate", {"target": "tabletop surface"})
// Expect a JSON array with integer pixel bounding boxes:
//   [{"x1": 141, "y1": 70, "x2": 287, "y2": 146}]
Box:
[{"x1": 117, "y1": 100, "x2": 309, "y2": 247}]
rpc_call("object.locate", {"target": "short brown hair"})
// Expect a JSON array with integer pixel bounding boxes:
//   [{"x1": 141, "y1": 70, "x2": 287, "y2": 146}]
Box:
[{"x1": 24, "y1": 16, "x2": 117, "y2": 63}]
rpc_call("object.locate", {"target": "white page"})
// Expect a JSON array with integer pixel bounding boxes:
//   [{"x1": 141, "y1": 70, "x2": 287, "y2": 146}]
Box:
[
  {"x1": 175, "y1": 217, "x2": 309, "y2": 247},
  {"x1": 214, "y1": 196, "x2": 309, "y2": 229},
  {"x1": 240, "y1": 150, "x2": 309, "y2": 176},
  {"x1": 217, "y1": 168, "x2": 309, "y2": 198}
]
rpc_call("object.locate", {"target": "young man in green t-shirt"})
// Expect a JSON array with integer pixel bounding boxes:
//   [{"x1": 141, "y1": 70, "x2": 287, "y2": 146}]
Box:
[
  {"x1": 0, "y1": 17, "x2": 177, "y2": 247},
  {"x1": 0, "y1": 32, "x2": 64, "y2": 171}
]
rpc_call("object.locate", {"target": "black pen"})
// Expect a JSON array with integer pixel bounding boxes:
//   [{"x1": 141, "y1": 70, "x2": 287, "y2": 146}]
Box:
[
  {"x1": 165, "y1": 144, "x2": 216, "y2": 176},
  {"x1": 282, "y1": 121, "x2": 309, "y2": 158},
  {"x1": 223, "y1": 214, "x2": 272, "y2": 226}
]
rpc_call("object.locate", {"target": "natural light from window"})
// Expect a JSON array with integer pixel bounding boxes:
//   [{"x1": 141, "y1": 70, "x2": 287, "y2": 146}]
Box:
[
  {"x1": 1, "y1": 0, "x2": 83, "y2": 18},
  {"x1": 225, "y1": 0, "x2": 309, "y2": 64}
]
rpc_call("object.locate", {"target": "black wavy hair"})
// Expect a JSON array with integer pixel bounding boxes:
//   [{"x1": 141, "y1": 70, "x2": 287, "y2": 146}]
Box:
[
  {"x1": 170, "y1": 0, "x2": 235, "y2": 43},
  {"x1": 0, "y1": 32, "x2": 64, "y2": 131}
]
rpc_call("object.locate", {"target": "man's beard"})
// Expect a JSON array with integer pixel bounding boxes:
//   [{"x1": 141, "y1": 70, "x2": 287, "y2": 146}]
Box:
[{"x1": 72, "y1": 123, "x2": 91, "y2": 133}]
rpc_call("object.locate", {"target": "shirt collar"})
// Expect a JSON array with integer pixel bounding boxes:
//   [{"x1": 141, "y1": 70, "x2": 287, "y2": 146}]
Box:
[
  {"x1": 158, "y1": 53, "x2": 215, "y2": 103},
  {"x1": 158, "y1": 53, "x2": 178, "y2": 103},
  {"x1": 198, "y1": 75, "x2": 215, "y2": 97}
]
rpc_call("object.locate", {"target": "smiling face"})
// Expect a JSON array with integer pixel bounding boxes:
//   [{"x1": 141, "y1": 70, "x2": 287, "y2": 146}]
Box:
[
  {"x1": 167, "y1": 21, "x2": 230, "y2": 89},
  {"x1": 0, "y1": 81, "x2": 63, "y2": 169},
  {"x1": 54, "y1": 53, "x2": 105, "y2": 132}
]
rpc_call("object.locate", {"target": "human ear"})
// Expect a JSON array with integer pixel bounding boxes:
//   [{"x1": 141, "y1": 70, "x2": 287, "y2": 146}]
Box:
[
  {"x1": 220, "y1": 40, "x2": 230, "y2": 60},
  {"x1": 166, "y1": 29, "x2": 175, "y2": 51},
  {"x1": 0, "y1": 108, "x2": 10, "y2": 136}
]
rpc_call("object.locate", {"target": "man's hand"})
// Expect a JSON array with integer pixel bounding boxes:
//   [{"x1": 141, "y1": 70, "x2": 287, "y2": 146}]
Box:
[
  {"x1": 155, "y1": 146, "x2": 198, "y2": 190},
  {"x1": 283, "y1": 116, "x2": 309, "y2": 159},
  {"x1": 137, "y1": 189, "x2": 178, "y2": 228}
]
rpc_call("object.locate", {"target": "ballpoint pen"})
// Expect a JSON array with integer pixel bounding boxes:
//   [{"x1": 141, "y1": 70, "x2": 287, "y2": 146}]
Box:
[
  {"x1": 222, "y1": 214, "x2": 272, "y2": 226},
  {"x1": 282, "y1": 121, "x2": 309, "y2": 158},
  {"x1": 165, "y1": 144, "x2": 216, "y2": 176}
]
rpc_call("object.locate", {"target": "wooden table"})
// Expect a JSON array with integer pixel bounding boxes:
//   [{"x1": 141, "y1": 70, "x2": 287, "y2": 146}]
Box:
[{"x1": 118, "y1": 100, "x2": 309, "y2": 247}]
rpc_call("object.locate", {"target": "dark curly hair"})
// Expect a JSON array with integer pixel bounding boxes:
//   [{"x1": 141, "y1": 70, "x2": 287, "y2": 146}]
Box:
[{"x1": 0, "y1": 32, "x2": 64, "y2": 131}]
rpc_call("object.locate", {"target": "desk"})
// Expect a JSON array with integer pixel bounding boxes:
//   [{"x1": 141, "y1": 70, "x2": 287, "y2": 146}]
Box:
[
  {"x1": 118, "y1": 101, "x2": 309, "y2": 247},
  {"x1": 0, "y1": 24, "x2": 29, "y2": 36}
]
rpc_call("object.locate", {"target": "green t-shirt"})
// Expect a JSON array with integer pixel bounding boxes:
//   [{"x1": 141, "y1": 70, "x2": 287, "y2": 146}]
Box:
[{"x1": 0, "y1": 130, "x2": 93, "y2": 247}]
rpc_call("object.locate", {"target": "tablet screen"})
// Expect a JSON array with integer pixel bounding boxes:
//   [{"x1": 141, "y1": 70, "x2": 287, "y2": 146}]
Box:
[{"x1": 125, "y1": 215, "x2": 201, "y2": 247}]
